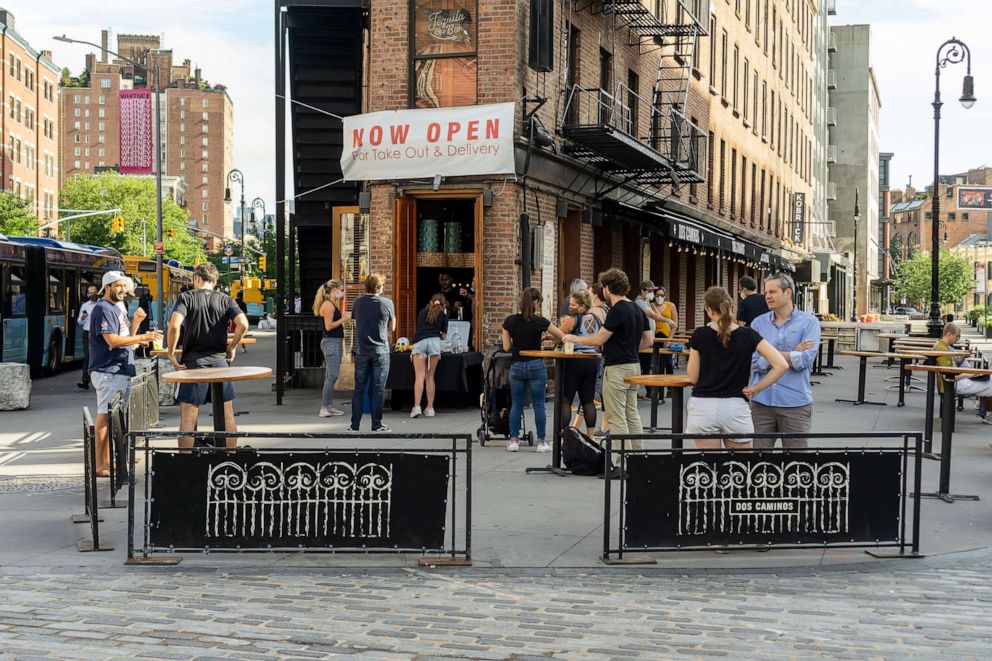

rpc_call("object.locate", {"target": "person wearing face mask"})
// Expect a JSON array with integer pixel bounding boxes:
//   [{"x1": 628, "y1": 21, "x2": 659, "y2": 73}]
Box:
[
  {"x1": 634, "y1": 280, "x2": 665, "y2": 398},
  {"x1": 314, "y1": 279, "x2": 352, "y2": 417},
  {"x1": 652, "y1": 286, "x2": 679, "y2": 387}
]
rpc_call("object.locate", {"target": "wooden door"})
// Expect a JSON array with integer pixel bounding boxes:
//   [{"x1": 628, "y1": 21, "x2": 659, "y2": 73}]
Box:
[
  {"x1": 559, "y1": 211, "x2": 582, "y2": 302},
  {"x1": 394, "y1": 197, "x2": 417, "y2": 340}
]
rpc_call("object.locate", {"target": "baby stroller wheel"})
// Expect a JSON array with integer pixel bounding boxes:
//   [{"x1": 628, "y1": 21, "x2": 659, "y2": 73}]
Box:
[
  {"x1": 526, "y1": 432, "x2": 534, "y2": 446},
  {"x1": 476, "y1": 427, "x2": 486, "y2": 446}
]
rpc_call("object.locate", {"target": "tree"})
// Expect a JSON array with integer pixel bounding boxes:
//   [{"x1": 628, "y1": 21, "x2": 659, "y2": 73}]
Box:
[
  {"x1": 0, "y1": 192, "x2": 40, "y2": 236},
  {"x1": 895, "y1": 250, "x2": 972, "y2": 307},
  {"x1": 60, "y1": 172, "x2": 206, "y2": 265},
  {"x1": 889, "y1": 233, "x2": 903, "y2": 271}
]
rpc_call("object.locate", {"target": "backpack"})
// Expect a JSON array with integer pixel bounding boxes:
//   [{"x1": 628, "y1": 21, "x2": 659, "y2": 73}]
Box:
[{"x1": 562, "y1": 427, "x2": 611, "y2": 476}]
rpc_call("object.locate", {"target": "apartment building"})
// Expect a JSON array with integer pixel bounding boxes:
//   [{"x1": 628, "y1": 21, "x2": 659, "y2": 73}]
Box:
[
  {"x1": 61, "y1": 30, "x2": 233, "y2": 250},
  {"x1": 0, "y1": 10, "x2": 61, "y2": 223}
]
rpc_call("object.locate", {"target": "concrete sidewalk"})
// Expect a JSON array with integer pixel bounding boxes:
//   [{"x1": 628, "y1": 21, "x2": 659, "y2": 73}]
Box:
[{"x1": 1, "y1": 331, "x2": 990, "y2": 570}]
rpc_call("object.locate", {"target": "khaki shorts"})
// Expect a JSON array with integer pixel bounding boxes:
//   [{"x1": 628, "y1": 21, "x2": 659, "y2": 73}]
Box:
[{"x1": 92, "y1": 371, "x2": 131, "y2": 413}]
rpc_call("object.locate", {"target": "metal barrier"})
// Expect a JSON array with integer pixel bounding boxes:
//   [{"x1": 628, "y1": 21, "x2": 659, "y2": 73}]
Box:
[
  {"x1": 285, "y1": 314, "x2": 325, "y2": 388},
  {"x1": 74, "y1": 407, "x2": 113, "y2": 552},
  {"x1": 602, "y1": 432, "x2": 923, "y2": 564},
  {"x1": 126, "y1": 431, "x2": 472, "y2": 567}
]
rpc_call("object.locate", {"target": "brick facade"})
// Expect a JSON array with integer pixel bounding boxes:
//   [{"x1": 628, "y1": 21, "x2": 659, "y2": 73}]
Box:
[{"x1": 363, "y1": 0, "x2": 812, "y2": 341}]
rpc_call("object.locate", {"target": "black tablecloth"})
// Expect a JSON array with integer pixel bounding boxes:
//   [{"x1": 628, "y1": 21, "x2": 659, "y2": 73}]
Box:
[{"x1": 387, "y1": 351, "x2": 483, "y2": 409}]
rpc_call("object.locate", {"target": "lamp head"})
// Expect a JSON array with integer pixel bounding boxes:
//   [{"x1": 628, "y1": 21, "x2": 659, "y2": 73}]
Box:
[
  {"x1": 53, "y1": 35, "x2": 74, "y2": 43},
  {"x1": 960, "y1": 74, "x2": 977, "y2": 109},
  {"x1": 224, "y1": 187, "x2": 232, "y2": 203}
]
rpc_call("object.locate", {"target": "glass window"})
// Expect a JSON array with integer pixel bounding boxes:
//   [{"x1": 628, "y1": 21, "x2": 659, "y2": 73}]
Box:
[
  {"x1": 412, "y1": 0, "x2": 478, "y2": 108},
  {"x1": 101, "y1": 78, "x2": 111, "y2": 89},
  {"x1": 48, "y1": 269, "x2": 64, "y2": 313},
  {"x1": 6, "y1": 266, "x2": 27, "y2": 315}
]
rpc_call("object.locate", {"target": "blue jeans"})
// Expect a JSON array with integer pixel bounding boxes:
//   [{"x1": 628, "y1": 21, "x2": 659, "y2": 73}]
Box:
[
  {"x1": 350, "y1": 352, "x2": 389, "y2": 429},
  {"x1": 509, "y1": 360, "x2": 548, "y2": 441}
]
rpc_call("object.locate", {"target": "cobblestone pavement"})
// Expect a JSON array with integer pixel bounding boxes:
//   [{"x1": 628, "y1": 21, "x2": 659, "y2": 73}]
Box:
[{"x1": 0, "y1": 550, "x2": 990, "y2": 661}]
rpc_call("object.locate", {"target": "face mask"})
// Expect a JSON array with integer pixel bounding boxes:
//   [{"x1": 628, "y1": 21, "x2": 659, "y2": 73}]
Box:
[
  {"x1": 645, "y1": 292, "x2": 654, "y2": 301},
  {"x1": 89, "y1": 294, "x2": 99, "y2": 302},
  {"x1": 657, "y1": 296, "x2": 665, "y2": 304},
  {"x1": 335, "y1": 290, "x2": 344, "y2": 300}
]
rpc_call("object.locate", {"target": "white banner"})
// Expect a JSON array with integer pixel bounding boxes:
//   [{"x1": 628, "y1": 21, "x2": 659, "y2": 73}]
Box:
[
  {"x1": 977, "y1": 261, "x2": 987, "y2": 295},
  {"x1": 341, "y1": 103, "x2": 515, "y2": 181}
]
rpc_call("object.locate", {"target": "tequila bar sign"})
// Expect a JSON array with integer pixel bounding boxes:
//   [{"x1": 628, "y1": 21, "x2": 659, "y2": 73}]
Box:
[
  {"x1": 341, "y1": 103, "x2": 515, "y2": 181},
  {"x1": 427, "y1": 8, "x2": 471, "y2": 42}
]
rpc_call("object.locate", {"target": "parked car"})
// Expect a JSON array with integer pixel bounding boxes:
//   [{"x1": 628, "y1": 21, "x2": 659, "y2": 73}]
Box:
[{"x1": 893, "y1": 306, "x2": 919, "y2": 315}]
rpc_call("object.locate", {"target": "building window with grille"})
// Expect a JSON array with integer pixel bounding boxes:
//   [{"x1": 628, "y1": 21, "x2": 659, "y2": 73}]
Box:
[
  {"x1": 730, "y1": 148, "x2": 737, "y2": 217},
  {"x1": 411, "y1": 0, "x2": 479, "y2": 108},
  {"x1": 101, "y1": 78, "x2": 111, "y2": 89},
  {"x1": 720, "y1": 31, "x2": 728, "y2": 98},
  {"x1": 707, "y1": 131, "x2": 715, "y2": 207},
  {"x1": 732, "y1": 45, "x2": 739, "y2": 111},
  {"x1": 719, "y1": 139, "x2": 726, "y2": 212},
  {"x1": 709, "y1": 15, "x2": 717, "y2": 88}
]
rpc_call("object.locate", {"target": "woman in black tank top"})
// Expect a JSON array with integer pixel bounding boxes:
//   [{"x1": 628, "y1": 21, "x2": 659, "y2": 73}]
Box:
[{"x1": 314, "y1": 279, "x2": 351, "y2": 417}]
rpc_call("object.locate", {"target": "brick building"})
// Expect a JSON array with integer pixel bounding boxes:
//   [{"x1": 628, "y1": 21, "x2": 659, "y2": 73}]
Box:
[
  {"x1": 889, "y1": 167, "x2": 992, "y2": 261},
  {"x1": 60, "y1": 30, "x2": 234, "y2": 250},
  {"x1": 280, "y1": 0, "x2": 823, "y2": 349},
  {"x1": 0, "y1": 10, "x2": 61, "y2": 224}
]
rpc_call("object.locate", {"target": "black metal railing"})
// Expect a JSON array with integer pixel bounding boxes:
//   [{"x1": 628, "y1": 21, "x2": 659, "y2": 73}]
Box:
[
  {"x1": 126, "y1": 431, "x2": 472, "y2": 566},
  {"x1": 602, "y1": 432, "x2": 923, "y2": 562}
]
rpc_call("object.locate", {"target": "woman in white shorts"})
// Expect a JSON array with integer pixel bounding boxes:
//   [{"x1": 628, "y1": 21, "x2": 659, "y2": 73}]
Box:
[
  {"x1": 686, "y1": 287, "x2": 788, "y2": 449},
  {"x1": 410, "y1": 293, "x2": 449, "y2": 418}
]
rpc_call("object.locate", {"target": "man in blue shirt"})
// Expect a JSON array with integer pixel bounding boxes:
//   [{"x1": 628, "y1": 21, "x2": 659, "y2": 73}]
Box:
[
  {"x1": 89, "y1": 271, "x2": 162, "y2": 475},
  {"x1": 749, "y1": 273, "x2": 820, "y2": 448}
]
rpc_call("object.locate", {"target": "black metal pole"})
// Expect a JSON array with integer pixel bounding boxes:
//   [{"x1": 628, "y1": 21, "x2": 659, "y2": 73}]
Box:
[
  {"x1": 275, "y1": 3, "x2": 286, "y2": 405},
  {"x1": 930, "y1": 62, "x2": 943, "y2": 338},
  {"x1": 154, "y1": 65, "x2": 164, "y2": 328}
]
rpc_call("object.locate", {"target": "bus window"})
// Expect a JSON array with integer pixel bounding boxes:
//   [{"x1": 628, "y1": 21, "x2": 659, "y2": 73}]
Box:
[
  {"x1": 7, "y1": 266, "x2": 26, "y2": 315},
  {"x1": 80, "y1": 271, "x2": 97, "y2": 300},
  {"x1": 48, "y1": 269, "x2": 65, "y2": 313}
]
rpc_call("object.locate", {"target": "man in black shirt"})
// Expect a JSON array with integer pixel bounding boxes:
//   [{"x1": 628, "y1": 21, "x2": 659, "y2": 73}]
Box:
[
  {"x1": 166, "y1": 263, "x2": 249, "y2": 449},
  {"x1": 438, "y1": 272, "x2": 469, "y2": 319},
  {"x1": 563, "y1": 268, "x2": 653, "y2": 447},
  {"x1": 736, "y1": 275, "x2": 768, "y2": 326}
]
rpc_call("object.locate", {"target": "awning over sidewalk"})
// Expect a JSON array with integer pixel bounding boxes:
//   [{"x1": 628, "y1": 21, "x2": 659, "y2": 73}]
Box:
[{"x1": 609, "y1": 201, "x2": 794, "y2": 271}]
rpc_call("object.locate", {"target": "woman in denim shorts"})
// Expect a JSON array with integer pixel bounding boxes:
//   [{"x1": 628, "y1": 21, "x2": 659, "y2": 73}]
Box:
[{"x1": 410, "y1": 293, "x2": 449, "y2": 418}]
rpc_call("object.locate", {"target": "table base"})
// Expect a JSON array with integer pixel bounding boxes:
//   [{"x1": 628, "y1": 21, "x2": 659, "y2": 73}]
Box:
[
  {"x1": 834, "y1": 399, "x2": 887, "y2": 406},
  {"x1": 602, "y1": 555, "x2": 658, "y2": 566},
  {"x1": 918, "y1": 491, "x2": 980, "y2": 504},
  {"x1": 525, "y1": 465, "x2": 571, "y2": 477},
  {"x1": 863, "y1": 549, "x2": 925, "y2": 559}
]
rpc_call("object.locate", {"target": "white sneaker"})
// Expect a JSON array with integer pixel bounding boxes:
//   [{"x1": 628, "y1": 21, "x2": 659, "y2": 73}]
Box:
[
  {"x1": 506, "y1": 439, "x2": 520, "y2": 452},
  {"x1": 536, "y1": 441, "x2": 552, "y2": 453},
  {"x1": 410, "y1": 406, "x2": 423, "y2": 418},
  {"x1": 424, "y1": 408, "x2": 436, "y2": 417},
  {"x1": 327, "y1": 407, "x2": 344, "y2": 416},
  {"x1": 318, "y1": 407, "x2": 332, "y2": 418}
]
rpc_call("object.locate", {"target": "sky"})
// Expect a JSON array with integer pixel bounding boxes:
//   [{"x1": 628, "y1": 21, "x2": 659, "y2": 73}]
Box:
[{"x1": 11, "y1": 0, "x2": 992, "y2": 216}]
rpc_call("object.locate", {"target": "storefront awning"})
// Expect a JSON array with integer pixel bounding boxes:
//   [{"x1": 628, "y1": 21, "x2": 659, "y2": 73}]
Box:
[{"x1": 606, "y1": 202, "x2": 794, "y2": 271}]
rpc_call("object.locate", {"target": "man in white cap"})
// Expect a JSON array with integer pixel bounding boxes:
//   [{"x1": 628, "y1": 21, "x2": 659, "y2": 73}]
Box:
[{"x1": 88, "y1": 271, "x2": 162, "y2": 476}]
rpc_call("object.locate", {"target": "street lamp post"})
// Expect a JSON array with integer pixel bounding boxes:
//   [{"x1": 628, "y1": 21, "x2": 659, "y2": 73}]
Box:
[
  {"x1": 251, "y1": 197, "x2": 266, "y2": 239},
  {"x1": 930, "y1": 37, "x2": 977, "y2": 337},
  {"x1": 55, "y1": 35, "x2": 165, "y2": 326},
  {"x1": 851, "y1": 188, "x2": 861, "y2": 322},
  {"x1": 225, "y1": 169, "x2": 245, "y2": 280}
]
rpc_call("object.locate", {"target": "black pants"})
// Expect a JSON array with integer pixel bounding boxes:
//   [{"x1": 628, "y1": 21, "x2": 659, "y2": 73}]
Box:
[
  {"x1": 562, "y1": 358, "x2": 599, "y2": 431},
  {"x1": 80, "y1": 331, "x2": 91, "y2": 386}
]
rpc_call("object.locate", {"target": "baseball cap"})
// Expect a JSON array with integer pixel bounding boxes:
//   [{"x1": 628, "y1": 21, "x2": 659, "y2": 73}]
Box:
[{"x1": 99, "y1": 270, "x2": 127, "y2": 292}]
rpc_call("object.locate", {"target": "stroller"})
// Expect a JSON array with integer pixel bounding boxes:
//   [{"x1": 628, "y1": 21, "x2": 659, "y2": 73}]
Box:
[{"x1": 476, "y1": 346, "x2": 534, "y2": 447}]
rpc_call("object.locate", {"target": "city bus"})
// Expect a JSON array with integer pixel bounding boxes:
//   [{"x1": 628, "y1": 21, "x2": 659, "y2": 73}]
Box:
[
  {"x1": 0, "y1": 235, "x2": 124, "y2": 375},
  {"x1": 122, "y1": 256, "x2": 194, "y2": 325}
]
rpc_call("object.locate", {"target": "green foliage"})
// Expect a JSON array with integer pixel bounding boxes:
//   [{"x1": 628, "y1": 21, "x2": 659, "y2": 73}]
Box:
[
  {"x1": 895, "y1": 250, "x2": 973, "y2": 307},
  {"x1": 0, "y1": 192, "x2": 40, "y2": 236},
  {"x1": 60, "y1": 172, "x2": 206, "y2": 265},
  {"x1": 967, "y1": 306, "x2": 985, "y2": 324},
  {"x1": 888, "y1": 234, "x2": 903, "y2": 270}
]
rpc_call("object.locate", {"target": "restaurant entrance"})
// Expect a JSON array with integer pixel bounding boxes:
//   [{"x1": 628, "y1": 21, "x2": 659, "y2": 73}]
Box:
[{"x1": 394, "y1": 190, "x2": 485, "y2": 349}]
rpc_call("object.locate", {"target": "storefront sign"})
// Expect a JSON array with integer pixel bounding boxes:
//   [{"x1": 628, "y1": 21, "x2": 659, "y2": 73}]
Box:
[
  {"x1": 341, "y1": 103, "x2": 515, "y2": 181},
  {"x1": 977, "y1": 261, "x2": 987, "y2": 295},
  {"x1": 671, "y1": 220, "x2": 702, "y2": 245},
  {"x1": 623, "y1": 451, "x2": 901, "y2": 547},
  {"x1": 791, "y1": 193, "x2": 806, "y2": 245},
  {"x1": 426, "y1": 8, "x2": 471, "y2": 42},
  {"x1": 730, "y1": 239, "x2": 746, "y2": 256},
  {"x1": 542, "y1": 222, "x2": 555, "y2": 318}
]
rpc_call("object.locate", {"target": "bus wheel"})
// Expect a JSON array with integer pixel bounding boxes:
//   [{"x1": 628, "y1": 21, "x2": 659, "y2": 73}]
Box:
[{"x1": 46, "y1": 333, "x2": 63, "y2": 376}]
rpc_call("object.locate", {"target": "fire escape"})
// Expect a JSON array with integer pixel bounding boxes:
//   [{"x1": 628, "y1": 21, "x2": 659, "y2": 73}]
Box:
[{"x1": 561, "y1": 0, "x2": 707, "y2": 193}]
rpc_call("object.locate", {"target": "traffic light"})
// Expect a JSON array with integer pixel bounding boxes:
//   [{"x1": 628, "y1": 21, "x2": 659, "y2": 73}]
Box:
[
  {"x1": 111, "y1": 215, "x2": 124, "y2": 234},
  {"x1": 258, "y1": 256, "x2": 267, "y2": 271},
  {"x1": 167, "y1": 227, "x2": 175, "y2": 239}
]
